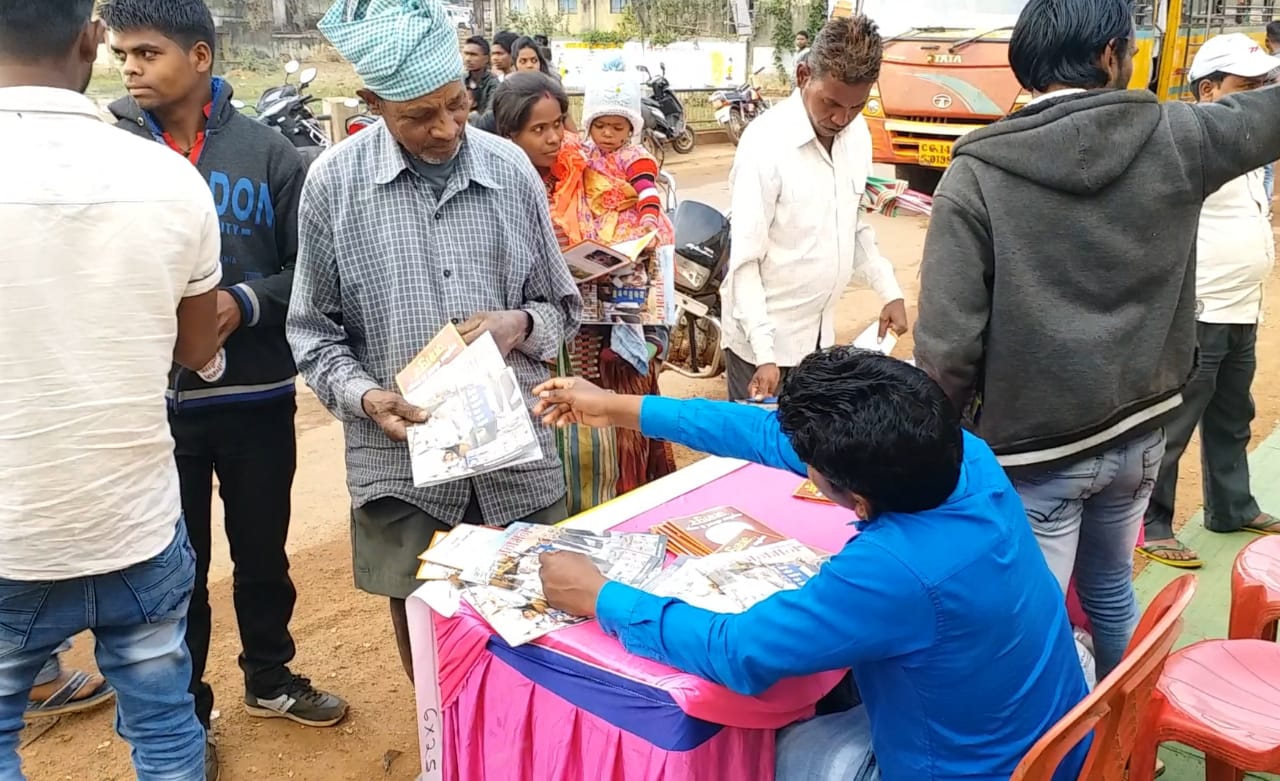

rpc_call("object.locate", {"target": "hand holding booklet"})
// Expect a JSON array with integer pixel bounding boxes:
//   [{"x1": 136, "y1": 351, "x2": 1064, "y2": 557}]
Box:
[{"x1": 396, "y1": 324, "x2": 542, "y2": 488}]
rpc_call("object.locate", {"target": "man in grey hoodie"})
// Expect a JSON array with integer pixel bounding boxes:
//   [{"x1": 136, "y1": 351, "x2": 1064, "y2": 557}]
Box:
[{"x1": 913, "y1": 0, "x2": 1280, "y2": 679}]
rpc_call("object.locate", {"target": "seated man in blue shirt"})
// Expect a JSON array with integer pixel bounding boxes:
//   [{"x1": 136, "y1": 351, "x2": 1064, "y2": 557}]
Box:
[{"x1": 533, "y1": 349, "x2": 1090, "y2": 781}]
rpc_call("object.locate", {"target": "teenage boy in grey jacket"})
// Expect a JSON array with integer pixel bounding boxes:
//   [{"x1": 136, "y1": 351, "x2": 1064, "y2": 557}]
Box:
[{"x1": 914, "y1": 0, "x2": 1280, "y2": 680}]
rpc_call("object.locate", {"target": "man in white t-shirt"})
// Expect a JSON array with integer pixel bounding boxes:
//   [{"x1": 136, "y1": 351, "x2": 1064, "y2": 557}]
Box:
[
  {"x1": 0, "y1": 0, "x2": 220, "y2": 776},
  {"x1": 1139, "y1": 33, "x2": 1280, "y2": 568}
]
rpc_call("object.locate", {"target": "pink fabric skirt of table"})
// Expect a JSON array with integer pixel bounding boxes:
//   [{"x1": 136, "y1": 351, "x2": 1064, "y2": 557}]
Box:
[{"x1": 440, "y1": 647, "x2": 776, "y2": 781}]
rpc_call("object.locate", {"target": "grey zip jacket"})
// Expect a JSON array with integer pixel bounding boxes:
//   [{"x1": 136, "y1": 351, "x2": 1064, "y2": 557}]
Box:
[{"x1": 914, "y1": 87, "x2": 1280, "y2": 470}]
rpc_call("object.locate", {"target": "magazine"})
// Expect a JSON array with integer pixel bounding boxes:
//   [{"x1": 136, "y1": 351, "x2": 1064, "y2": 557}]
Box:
[
  {"x1": 456, "y1": 523, "x2": 668, "y2": 646},
  {"x1": 580, "y1": 244, "x2": 677, "y2": 326},
  {"x1": 793, "y1": 479, "x2": 837, "y2": 505},
  {"x1": 563, "y1": 232, "x2": 657, "y2": 284},
  {"x1": 851, "y1": 322, "x2": 898, "y2": 355},
  {"x1": 399, "y1": 328, "x2": 542, "y2": 488},
  {"x1": 653, "y1": 506, "x2": 785, "y2": 557},
  {"x1": 640, "y1": 540, "x2": 828, "y2": 613}
]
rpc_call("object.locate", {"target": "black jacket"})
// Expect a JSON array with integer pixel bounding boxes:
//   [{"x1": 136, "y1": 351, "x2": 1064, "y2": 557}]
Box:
[
  {"x1": 915, "y1": 87, "x2": 1280, "y2": 469},
  {"x1": 110, "y1": 78, "x2": 305, "y2": 411}
]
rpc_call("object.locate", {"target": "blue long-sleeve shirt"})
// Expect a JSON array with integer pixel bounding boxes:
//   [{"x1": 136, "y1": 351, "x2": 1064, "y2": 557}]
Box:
[{"x1": 596, "y1": 397, "x2": 1089, "y2": 781}]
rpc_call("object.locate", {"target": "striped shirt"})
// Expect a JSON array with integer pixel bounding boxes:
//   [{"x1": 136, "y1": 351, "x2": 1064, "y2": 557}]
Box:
[{"x1": 287, "y1": 122, "x2": 582, "y2": 524}]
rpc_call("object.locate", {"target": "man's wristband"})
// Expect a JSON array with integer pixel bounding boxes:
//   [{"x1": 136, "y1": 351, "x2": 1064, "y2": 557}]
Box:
[{"x1": 522, "y1": 310, "x2": 534, "y2": 340}]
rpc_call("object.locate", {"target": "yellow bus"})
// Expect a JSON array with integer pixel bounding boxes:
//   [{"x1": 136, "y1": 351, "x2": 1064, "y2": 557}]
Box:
[{"x1": 828, "y1": 0, "x2": 1278, "y2": 191}]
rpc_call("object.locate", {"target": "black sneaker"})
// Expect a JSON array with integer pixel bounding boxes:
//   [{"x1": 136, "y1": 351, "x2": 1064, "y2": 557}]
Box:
[
  {"x1": 205, "y1": 735, "x2": 219, "y2": 781},
  {"x1": 243, "y1": 675, "x2": 348, "y2": 727}
]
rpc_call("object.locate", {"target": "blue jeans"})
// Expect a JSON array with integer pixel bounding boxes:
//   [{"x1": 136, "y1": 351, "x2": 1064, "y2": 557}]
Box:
[
  {"x1": 776, "y1": 705, "x2": 879, "y2": 781},
  {"x1": 1264, "y1": 161, "x2": 1274, "y2": 203},
  {"x1": 0, "y1": 522, "x2": 205, "y2": 780},
  {"x1": 1013, "y1": 428, "x2": 1165, "y2": 678}
]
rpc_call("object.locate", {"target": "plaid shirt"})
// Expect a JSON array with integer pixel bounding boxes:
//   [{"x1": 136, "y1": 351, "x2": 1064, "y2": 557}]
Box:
[{"x1": 287, "y1": 122, "x2": 581, "y2": 525}]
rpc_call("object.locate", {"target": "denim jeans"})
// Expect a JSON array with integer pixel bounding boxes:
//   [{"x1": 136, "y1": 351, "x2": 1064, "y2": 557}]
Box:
[
  {"x1": 1012, "y1": 428, "x2": 1165, "y2": 678},
  {"x1": 776, "y1": 705, "x2": 879, "y2": 781},
  {"x1": 1264, "y1": 161, "x2": 1274, "y2": 203},
  {"x1": 0, "y1": 522, "x2": 205, "y2": 780}
]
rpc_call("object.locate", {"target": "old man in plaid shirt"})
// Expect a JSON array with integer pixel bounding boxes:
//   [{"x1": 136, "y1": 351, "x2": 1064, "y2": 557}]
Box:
[{"x1": 287, "y1": 0, "x2": 581, "y2": 679}]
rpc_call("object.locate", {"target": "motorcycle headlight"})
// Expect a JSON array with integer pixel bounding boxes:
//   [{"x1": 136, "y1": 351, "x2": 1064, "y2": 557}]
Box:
[{"x1": 675, "y1": 256, "x2": 711, "y2": 290}]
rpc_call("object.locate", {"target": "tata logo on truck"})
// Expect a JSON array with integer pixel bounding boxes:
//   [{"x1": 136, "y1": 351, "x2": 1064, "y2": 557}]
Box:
[
  {"x1": 932, "y1": 94, "x2": 953, "y2": 109},
  {"x1": 926, "y1": 53, "x2": 963, "y2": 64}
]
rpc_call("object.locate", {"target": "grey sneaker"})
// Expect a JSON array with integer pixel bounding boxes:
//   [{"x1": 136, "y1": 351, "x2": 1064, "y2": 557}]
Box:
[
  {"x1": 205, "y1": 735, "x2": 219, "y2": 781},
  {"x1": 244, "y1": 675, "x2": 348, "y2": 727}
]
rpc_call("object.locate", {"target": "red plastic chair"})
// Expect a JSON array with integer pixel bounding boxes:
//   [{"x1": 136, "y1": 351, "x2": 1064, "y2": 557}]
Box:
[
  {"x1": 1228, "y1": 535, "x2": 1280, "y2": 641},
  {"x1": 1129, "y1": 639, "x2": 1280, "y2": 781},
  {"x1": 1010, "y1": 575, "x2": 1196, "y2": 781}
]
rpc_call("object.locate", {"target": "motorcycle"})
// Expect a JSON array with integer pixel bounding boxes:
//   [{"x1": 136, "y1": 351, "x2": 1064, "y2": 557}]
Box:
[
  {"x1": 664, "y1": 198, "x2": 730, "y2": 379},
  {"x1": 638, "y1": 64, "x2": 695, "y2": 159},
  {"x1": 710, "y1": 66, "x2": 770, "y2": 145},
  {"x1": 343, "y1": 97, "x2": 378, "y2": 137},
  {"x1": 255, "y1": 60, "x2": 331, "y2": 157}
]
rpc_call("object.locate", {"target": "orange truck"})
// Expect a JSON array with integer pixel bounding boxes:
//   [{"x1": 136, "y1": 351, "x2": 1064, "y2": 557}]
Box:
[{"x1": 831, "y1": 0, "x2": 1278, "y2": 192}]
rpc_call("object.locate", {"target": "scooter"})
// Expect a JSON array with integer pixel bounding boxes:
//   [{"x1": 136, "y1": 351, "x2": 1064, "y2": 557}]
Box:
[
  {"x1": 255, "y1": 60, "x2": 331, "y2": 152},
  {"x1": 638, "y1": 64, "x2": 695, "y2": 157},
  {"x1": 343, "y1": 97, "x2": 378, "y2": 137},
  {"x1": 710, "y1": 66, "x2": 770, "y2": 145},
  {"x1": 664, "y1": 199, "x2": 730, "y2": 379}
]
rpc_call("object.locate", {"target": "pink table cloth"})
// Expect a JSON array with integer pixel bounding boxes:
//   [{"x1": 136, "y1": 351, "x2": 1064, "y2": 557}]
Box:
[{"x1": 408, "y1": 461, "x2": 853, "y2": 781}]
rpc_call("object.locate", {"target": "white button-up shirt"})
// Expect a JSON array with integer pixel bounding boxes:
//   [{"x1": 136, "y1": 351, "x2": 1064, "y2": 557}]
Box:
[
  {"x1": 1197, "y1": 168, "x2": 1274, "y2": 323},
  {"x1": 720, "y1": 92, "x2": 903, "y2": 368}
]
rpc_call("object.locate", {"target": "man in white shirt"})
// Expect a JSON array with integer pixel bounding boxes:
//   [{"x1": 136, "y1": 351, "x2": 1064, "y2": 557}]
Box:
[
  {"x1": 0, "y1": 0, "x2": 220, "y2": 776},
  {"x1": 1138, "y1": 34, "x2": 1280, "y2": 568},
  {"x1": 721, "y1": 15, "x2": 907, "y2": 401}
]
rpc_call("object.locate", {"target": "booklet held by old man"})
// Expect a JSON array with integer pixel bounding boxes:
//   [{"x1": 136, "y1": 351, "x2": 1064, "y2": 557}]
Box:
[{"x1": 396, "y1": 324, "x2": 541, "y2": 488}]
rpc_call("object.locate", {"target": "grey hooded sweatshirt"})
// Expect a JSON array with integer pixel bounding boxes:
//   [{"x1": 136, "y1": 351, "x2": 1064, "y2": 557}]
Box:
[{"x1": 914, "y1": 88, "x2": 1280, "y2": 471}]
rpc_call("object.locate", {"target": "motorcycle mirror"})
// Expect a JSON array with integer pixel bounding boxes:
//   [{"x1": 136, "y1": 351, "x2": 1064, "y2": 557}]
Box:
[
  {"x1": 285, "y1": 60, "x2": 300, "y2": 75},
  {"x1": 230, "y1": 99, "x2": 246, "y2": 109},
  {"x1": 299, "y1": 67, "x2": 318, "y2": 86},
  {"x1": 343, "y1": 97, "x2": 360, "y2": 108},
  {"x1": 659, "y1": 62, "x2": 666, "y2": 73}
]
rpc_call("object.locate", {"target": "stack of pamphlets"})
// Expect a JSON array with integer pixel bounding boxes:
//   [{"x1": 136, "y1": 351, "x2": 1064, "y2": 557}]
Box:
[
  {"x1": 416, "y1": 522, "x2": 667, "y2": 646},
  {"x1": 396, "y1": 324, "x2": 541, "y2": 488},
  {"x1": 639, "y1": 540, "x2": 828, "y2": 614},
  {"x1": 651, "y1": 506, "x2": 788, "y2": 557}
]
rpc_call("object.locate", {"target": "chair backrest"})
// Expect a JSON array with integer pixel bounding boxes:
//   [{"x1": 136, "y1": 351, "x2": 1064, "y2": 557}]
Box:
[{"x1": 1010, "y1": 575, "x2": 1197, "y2": 781}]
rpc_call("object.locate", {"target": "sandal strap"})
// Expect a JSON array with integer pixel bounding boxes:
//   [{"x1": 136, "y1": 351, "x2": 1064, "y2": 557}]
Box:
[{"x1": 37, "y1": 670, "x2": 95, "y2": 709}]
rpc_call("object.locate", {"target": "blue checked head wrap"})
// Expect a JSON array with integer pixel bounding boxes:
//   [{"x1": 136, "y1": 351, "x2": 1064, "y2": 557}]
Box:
[{"x1": 319, "y1": 0, "x2": 465, "y2": 102}]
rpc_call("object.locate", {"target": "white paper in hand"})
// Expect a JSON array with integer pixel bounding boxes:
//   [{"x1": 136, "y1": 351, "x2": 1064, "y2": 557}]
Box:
[{"x1": 852, "y1": 322, "x2": 897, "y2": 355}]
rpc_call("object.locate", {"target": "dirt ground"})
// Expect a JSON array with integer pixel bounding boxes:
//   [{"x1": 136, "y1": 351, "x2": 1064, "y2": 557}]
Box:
[{"x1": 20, "y1": 143, "x2": 1280, "y2": 780}]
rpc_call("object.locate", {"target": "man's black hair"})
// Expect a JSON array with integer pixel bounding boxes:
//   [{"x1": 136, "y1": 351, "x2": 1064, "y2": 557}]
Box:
[
  {"x1": 1267, "y1": 20, "x2": 1280, "y2": 42},
  {"x1": 465, "y1": 35, "x2": 490, "y2": 54},
  {"x1": 777, "y1": 348, "x2": 964, "y2": 515},
  {"x1": 797, "y1": 29, "x2": 811, "y2": 39},
  {"x1": 1008, "y1": 0, "x2": 1134, "y2": 92},
  {"x1": 492, "y1": 71, "x2": 567, "y2": 136},
  {"x1": 493, "y1": 30, "x2": 519, "y2": 53},
  {"x1": 99, "y1": 0, "x2": 216, "y2": 53},
  {"x1": 0, "y1": 0, "x2": 93, "y2": 61}
]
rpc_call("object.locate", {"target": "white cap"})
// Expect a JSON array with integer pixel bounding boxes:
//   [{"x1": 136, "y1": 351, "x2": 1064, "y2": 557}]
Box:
[
  {"x1": 1188, "y1": 33, "x2": 1280, "y2": 82},
  {"x1": 582, "y1": 70, "x2": 644, "y2": 144}
]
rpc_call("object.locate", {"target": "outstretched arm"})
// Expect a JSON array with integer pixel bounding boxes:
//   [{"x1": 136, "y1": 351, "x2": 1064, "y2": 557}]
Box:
[{"x1": 532, "y1": 379, "x2": 807, "y2": 475}]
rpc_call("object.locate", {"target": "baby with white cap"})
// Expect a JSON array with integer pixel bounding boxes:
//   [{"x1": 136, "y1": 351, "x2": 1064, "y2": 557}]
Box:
[{"x1": 579, "y1": 65, "x2": 670, "y2": 240}]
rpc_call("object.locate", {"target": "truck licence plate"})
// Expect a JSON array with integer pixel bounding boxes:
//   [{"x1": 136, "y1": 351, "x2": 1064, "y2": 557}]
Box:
[
  {"x1": 918, "y1": 141, "x2": 953, "y2": 168},
  {"x1": 715, "y1": 105, "x2": 732, "y2": 124}
]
